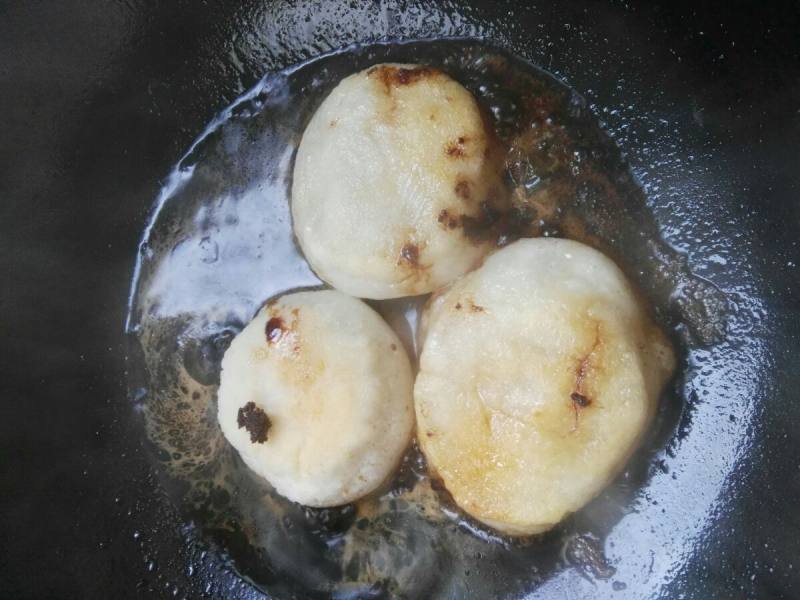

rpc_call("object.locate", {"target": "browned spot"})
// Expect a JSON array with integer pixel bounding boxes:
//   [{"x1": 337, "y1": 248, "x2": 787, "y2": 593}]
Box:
[
  {"x1": 398, "y1": 242, "x2": 420, "y2": 267},
  {"x1": 291, "y1": 308, "x2": 300, "y2": 317},
  {"x1": 445, "y1": 135, "x2": 470, "y2": 158},
  {"x1": 237, "y1": 401, "x2": 272, "y2": 444},
  {"x1": 454, "y1": 180, "x2": 471, "y2": 200},
  {"x1": 390, "y1": 343, "x2": 397, "y2": 351},
  {"x1": 396, "y1": 66, "x2": 434, "y2": 85},
  {"x1": 445, "y1": 145, "x2": 465, "y2": 158},
  {"x1": 571, "y1": 392, "x2": 591, "y2": 407},
  {"x1": 426, "y1": 431, "x2": 435, "y2": 438},
  {"x1": 192, "y1": 391, "x2": 200, "y2": 400},
  {"x1": 180, "y1": 385, "x2": 188, "y2": 394},
  {"x1": 329, "y1": 118, "x2": 338, "y2": 128},
  {"x1": 367, "y1": 65, "x2": 438, "y2": 91},
  {"x1": 265, "y1": 317, "x2": 285, "y2": 344},
  {"x1": 443, "y1": 196, "x2": 540, "y2": 248},
  {"x1": 437, "y1": 209, "x2": 459, "y2": 230},
  {"x1": 455, "y1": 299, "x2": 483, "y2": 312},
  {"x1": 571, "y1": 323, "x2": 601, "y2": 430}
]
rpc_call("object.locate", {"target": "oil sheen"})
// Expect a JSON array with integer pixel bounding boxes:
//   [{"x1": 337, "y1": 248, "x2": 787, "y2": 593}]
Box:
[{"x1": 126, "y1": 40, "x2": 728, "y2": 598}]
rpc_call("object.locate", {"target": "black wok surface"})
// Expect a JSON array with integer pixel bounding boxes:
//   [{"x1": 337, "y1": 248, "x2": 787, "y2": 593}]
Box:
[{"x1": 2, "y1": 1, "x2": 799, "y2": 598}]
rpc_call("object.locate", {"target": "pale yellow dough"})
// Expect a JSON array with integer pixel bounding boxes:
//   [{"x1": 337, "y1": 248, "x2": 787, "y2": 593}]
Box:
[
  {"x1": 218, "y1": 290, "x2": 414, "y2": 507},
  {"x1": 414, "y1": 238, "x2": 675, "y2": 535},
  {"x1": 292, "y1": 63, "x2": 505, "y2": 299}
]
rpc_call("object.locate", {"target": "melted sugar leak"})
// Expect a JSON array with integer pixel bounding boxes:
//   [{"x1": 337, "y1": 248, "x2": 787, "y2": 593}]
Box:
[{"x1": 127, "y1": 40, "x2": 734, "y2": 598}]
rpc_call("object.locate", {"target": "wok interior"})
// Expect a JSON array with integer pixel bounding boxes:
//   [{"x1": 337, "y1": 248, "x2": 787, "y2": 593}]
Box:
[{"x1": 127, "y1": 39, "x2": 756, "y2": 598}]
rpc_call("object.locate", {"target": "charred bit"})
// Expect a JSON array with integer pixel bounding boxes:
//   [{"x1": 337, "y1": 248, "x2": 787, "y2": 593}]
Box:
[
  {"x1": 237, "y1": 401, "x2": 272, "y2": 444},
  {"x1": 571, "y1": 392, "x2": 591, "y2": 407},
  {"x1": 265, "y1": 316, "x2": 285, "y2": 344},
  {"x1": 399, "y1": 242, "x2": 420, "y2": 267}
]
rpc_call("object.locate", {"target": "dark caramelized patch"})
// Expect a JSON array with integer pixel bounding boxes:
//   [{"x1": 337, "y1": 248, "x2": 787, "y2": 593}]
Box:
[
  {"x1": 454, "y1": 180, "x2": 471, "y2": 199},
  {"x1": 390, "y1": 343, "x2": 397, "y2": 351},
  {"x1": 237, "y1": 402, "x2": 271, "y2": 444},
  {"x1": 455, "y1": 179, "x2": 472, "y2": 200},
  {"x1": 438, "y1": 209, "x2": 459, "y2": 230},
  {"x1": 571, "y1": 392, "x2": 591, "y2": 407},
  {"x1": 368, "y1": 65, "x2": 439, "y2": 90},
  {"x1": 265, "y1": 317, "x2": 285, "y2": 344},
  {"x1": 455, "y1": 302, "x2": 462, "y2": 310},
  {"x1": 396, "y1": 66, "x2": 436, "y2": 85},
  {"x1": 460, "y1": 201, "x2": 502, "y2": 242},
  {"x1": 302, "y1": 504, "x2": 357, "y2": 536},
  {"x1": 399, "y1": 242, "x2": 420, "y2": 267},
  {"x1": 470, "y1": 302, "x2": 485, "y2": 313}
]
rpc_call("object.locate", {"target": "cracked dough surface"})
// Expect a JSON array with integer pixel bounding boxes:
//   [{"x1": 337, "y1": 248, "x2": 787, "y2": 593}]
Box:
[{"x1": 414, "y1": 238, "x2": 675, "y2": 535}]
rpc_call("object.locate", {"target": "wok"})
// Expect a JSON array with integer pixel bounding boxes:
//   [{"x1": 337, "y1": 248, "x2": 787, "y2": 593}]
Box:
[{"x1": 2, "y1": 1, "x2": 799, "y2": 598}]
